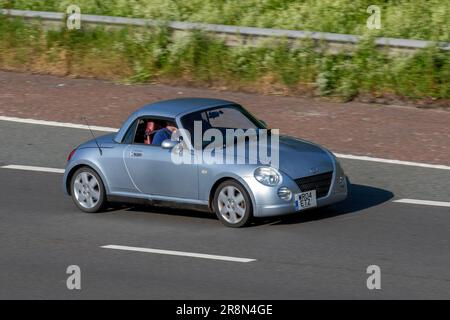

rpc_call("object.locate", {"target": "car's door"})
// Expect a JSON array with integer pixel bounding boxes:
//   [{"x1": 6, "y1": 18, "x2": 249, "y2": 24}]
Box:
[
  {"x1": 123, "y1": 120, "x2": 198, "y2": 199},
  {"x1": 99, "y1": 142, "x2": 138, "y2": 194}
]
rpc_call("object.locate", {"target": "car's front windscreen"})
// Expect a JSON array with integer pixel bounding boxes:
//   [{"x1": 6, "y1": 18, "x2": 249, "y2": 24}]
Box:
[{"x1": 180, "y1": 104, "x2": 266, "y2": 146}]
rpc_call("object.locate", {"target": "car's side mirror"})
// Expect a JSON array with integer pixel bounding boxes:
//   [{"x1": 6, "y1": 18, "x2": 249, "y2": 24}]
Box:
[{"x1": 161, "y1": 139, "x2": 179, "y2": 149}]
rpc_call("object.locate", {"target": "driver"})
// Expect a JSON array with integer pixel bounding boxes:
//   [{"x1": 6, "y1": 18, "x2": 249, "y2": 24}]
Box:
[{"x1": 152, "y1": 121, "x2": 178, "y2": 145}]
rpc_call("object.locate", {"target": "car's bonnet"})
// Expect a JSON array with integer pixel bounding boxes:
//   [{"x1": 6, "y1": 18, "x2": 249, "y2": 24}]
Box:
[
  {"x1": 275, "y1": 136, "x2": 334, "y2": 179},
  {"x1": 223, "y1": 135, "x2": 334, "y2": 179}
]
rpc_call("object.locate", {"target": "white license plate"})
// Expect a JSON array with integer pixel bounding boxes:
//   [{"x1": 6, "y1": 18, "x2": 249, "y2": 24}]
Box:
[{"x1": 294, "y1": 190, "x2": 317, "y2": 211}]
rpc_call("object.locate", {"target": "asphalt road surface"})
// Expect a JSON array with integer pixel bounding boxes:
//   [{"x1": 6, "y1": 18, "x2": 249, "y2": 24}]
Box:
[{"x1": 0, "y1": 120, "x2": 449, "y2": 299}]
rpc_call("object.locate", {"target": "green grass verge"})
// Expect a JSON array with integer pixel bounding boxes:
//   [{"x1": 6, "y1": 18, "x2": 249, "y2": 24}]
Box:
[{"x1": 0, "y1": 16, "x2": 449, "y2": 101}]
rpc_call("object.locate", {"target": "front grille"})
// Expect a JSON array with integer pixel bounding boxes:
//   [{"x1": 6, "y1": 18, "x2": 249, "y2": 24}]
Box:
[{"x1": 294, "y1": 171, "x2": 333, "y2": 198}]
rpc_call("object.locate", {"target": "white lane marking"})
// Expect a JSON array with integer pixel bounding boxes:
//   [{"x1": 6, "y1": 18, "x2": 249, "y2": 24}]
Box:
[
  {"x1": 334, "y1": 153, "x2": 450, "y2": 171},
  {"x1": 1, "y1": 116, "x2": 450, "y2": 170},
  {"x1": 1, "y1": 165, "x2": 65, "y2": 174},
  {"x1": 0, "y1": 116, "x2": 118, "y2": 132},
  {"x1": 101, "y1": 245, "x2": 256, "y2": 263},
  {"x1": 393, "y1": 199, "x2": 450, "y2": 208}
]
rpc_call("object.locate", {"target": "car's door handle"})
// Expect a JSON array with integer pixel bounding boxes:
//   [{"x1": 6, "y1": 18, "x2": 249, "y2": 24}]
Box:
[{"x1": 130, "y1": 150, "x2": 143, "y2": 157}]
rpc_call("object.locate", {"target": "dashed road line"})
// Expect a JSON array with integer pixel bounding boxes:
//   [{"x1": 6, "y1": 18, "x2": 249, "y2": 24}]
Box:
[
  {"x1": 101, "y1": 245, "x2": 257, "y2": 263},
  {"x1": 0, "y1": 116, "x2": 118, "y2": 132},
  {"x1": 334, "y1": 153, "x2": 450, "y2": 170},
  {"x1": 393, "y1": 199, "x2": 450, "y2": 208},
  {"x1": 1, "y1": 165, "x2": 65, "y2": 174}
]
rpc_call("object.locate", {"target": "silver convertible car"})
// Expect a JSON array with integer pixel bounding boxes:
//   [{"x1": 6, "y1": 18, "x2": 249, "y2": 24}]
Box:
[{"x1": 63, "y1": 98, "x2": 347, "y2": 227}]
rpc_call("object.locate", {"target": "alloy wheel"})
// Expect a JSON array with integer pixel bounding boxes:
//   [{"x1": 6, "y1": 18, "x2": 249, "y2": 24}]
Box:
[
  {"x1": 217, "y1": 186, "x2": 246, "y2": 224},
  {"x1": 73, "y1": 171, "x2": 101, "y2": 209}
]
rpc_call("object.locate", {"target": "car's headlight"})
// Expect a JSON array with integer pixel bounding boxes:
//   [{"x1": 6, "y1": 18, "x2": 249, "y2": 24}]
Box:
[{"x1": 254, "y1": 167, "x2": 281, "y2": 186}]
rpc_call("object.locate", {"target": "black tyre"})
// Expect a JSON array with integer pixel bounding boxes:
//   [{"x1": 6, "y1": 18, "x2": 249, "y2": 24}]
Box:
[
  {"x1": 213, "y1": 180, "x2": 253, "y2": 227},
  {"x1": 70, "y1": 167, "x2": 106, "y2": 213}
]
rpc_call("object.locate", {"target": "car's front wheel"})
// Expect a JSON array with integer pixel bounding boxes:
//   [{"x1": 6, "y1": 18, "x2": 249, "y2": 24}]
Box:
[
  {"x1": 70, "y1": 167, "x2": 106, "y2": 213},
  {"x1": 213, "y1": 180, "x2": 253, "y2": 227}
]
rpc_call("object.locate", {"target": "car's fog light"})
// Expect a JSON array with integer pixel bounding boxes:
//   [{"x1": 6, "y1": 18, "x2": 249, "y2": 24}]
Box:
[
  {"x1": 278, "y1": 187, "x2": 292, "y2": 201},
  {"x1": 338, "y1": 176, "x2": 345, "y2": 186}
]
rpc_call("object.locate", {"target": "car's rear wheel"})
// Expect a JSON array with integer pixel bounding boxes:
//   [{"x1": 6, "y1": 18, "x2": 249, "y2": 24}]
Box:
[
  {"x1": 213, "y1": 180, "x2": 253, "y2": 227},
  {"x1": 71, "y1": 167, "x2": 106, "y2": 213}
]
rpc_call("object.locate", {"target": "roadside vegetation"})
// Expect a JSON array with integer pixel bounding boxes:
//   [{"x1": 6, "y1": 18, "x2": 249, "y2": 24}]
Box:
[
  {"x1": 0, "y1": 1, "x2": 449, "y2": 103},
  {"x1": 2, "y1": 0, "x2": 449, "y2": 41}
]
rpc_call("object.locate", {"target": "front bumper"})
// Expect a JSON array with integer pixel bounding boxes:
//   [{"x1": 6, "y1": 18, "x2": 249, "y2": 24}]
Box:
[
  {"x1": 255, "y1": 188, "x2": 347, "y2": 217},
  {"x1": 244, "y1": 167, "x2": 348, "y2": 218}
]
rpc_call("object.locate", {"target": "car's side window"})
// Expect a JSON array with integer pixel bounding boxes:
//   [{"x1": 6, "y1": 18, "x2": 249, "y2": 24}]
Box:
[{"x1": 130, "y1": 117, "x2": 177, "y2": 146}]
